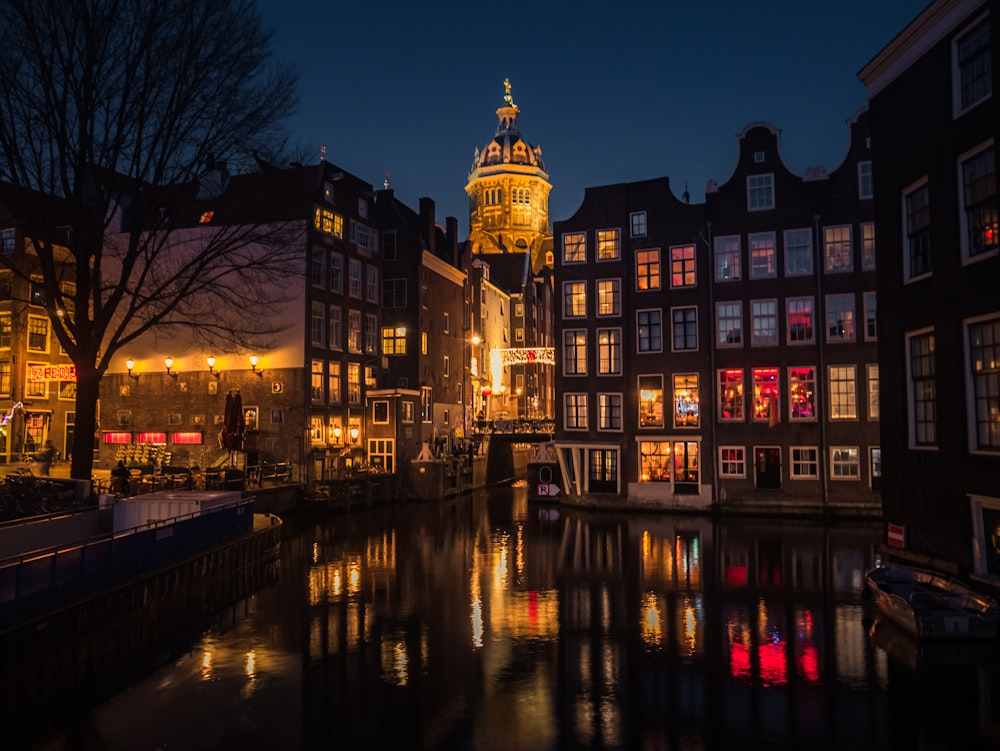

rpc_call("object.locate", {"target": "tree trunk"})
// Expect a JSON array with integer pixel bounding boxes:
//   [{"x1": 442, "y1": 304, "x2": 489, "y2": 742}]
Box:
[{"x1": 70, "y1": 366, "x2": 101, "y2": 482}]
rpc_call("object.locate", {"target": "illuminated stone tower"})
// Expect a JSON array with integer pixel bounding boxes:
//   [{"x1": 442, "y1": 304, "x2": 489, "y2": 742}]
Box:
[{"x1": 466, "y1": 79, "x2": 552, "y2": 272}]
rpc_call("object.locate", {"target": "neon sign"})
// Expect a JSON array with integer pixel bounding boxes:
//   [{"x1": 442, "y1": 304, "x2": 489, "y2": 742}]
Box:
[{"x1": 28, "y1": 364, "x2": 77, "y2": 382}]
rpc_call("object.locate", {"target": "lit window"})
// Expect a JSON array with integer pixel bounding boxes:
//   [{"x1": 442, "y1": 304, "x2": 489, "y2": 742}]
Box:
[
  {"x1": 752, "y1": 367, "x2": 779, "y2": 424},
  {"x1": 381, "y1": 326, "x2": 406, "y2": 355},
  {"x1": 310, "y1": 359, "x2": 325, "y2": 404},
  {"x1": 673, "y1": 373, "x2": 699, "y2": 428},
  {"x1": 564, "y1": 393, "x2": 588, "y2": 430},
  {"x1": 789, "y1": 366, "x2": 816, "y2": 420},
  {"x1": 199, "y1": 211, "x2": 214, "y2": 223},
  {"x1": 639, "y1": 441, "x2": 671, "y2": 482},
  {"x1": 597, "y1": 328, "x2": 622, "y2": 375},
  {"x1": 636, "y1": 249, "x2": 661, "y2": 290},
  {"x1": 314, "y1": 208, "x2": 344, "y2": 237},
  {"x1": 596, "y1": 279, "x2": 620, "y2": 316},
  {"x1": 861, "y1": 222, "x2": 876, "y2": 270},
  {"x1": 638, "y1": 375, "x2": 663, "y2": 428},
  {"x1": 718, "y1": 369, "x2": 744, "y2": 421},
  {"x1": 867, "y1": 364, "x2": 880, "y2": 421},
  {"x1": 328, "y1": 362, "x2": 342, "y2": 404},
  {"x1": 828, "y1": 365, "x2": 857, "y2": 420},
  {"x1": 670, "y1": 245, "x2": 696, "y2": 287},
  {"x1": 596, "y1": 228, "x2": 620, "y2": 261},
  {"x1": 598, "y1": 393, "x2": 622, "y2": 430},
  {"x1": 562, "y1": 232, "x2": 586, "y2": 263},
  {"x1": 824, "y1": 225, "x2": 853, "y2": 273}
]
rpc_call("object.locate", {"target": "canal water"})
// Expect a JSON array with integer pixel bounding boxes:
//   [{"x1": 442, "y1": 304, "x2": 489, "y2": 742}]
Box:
[{"x1": 15, "y1": 485, "x2": 1000, "y2": 750}]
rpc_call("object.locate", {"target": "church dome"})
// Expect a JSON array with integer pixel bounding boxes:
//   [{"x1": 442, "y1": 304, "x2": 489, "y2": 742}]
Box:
[{"x1": 469, "y1": 80, "x2": 546, "y2": 177}]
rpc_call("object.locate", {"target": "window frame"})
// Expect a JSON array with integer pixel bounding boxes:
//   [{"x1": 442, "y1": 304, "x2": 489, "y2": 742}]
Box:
[
  {"x1": 903, "y1": 177, "x2": 932, "y2": 282},
  {"x1": 953, "y1": 14, "x2": 992, "y2": 116},
  {"x1": 747, "y1": 173, "x2": 775, "y2": 211},
  {"x1": 596, "y1": 228, "x2": 621, "y2": 261},
  {"x1": 825, "y1": 293, "x2": 856, "y2": 343},
  {"x1": 671, "y1": 306, "x2": 698, "y2": 352},
  {"x1": 958, "y1": 139, "x2": 998, "y2": 263},
  {"x1": 719, "y1": 446, "x2": 747, "y2": 478},
  {"x1": 562, "y1": 232, "x2": 586, "y2": 264},
  {"x1": 748, "y1": 231, "x2": 777, "y2": 279},
  {"x1": 750, "y1": 298, "x2": 778, "y2": 347}
]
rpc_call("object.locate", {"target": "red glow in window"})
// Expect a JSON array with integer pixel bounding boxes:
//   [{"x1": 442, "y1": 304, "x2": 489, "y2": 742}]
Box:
[
  {"x1": 102, "y1": 431, "x2": 132, "y2": 444},
  {"x1": 171, "y1": 432, "x2": 204, "y2": 445},
  {"x1": 135, "y1": 432, "x2": 167, "y2": 445}
]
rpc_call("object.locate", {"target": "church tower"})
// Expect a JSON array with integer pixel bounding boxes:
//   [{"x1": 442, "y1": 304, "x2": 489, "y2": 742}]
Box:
[{"x1": 466, "y1": 79, "x2": 552, "y2": 273}]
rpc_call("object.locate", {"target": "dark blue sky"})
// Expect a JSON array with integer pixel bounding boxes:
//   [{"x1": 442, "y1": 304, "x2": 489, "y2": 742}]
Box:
[{"x1": 258, "y1": 0, "x2": 929, "y2": 235}]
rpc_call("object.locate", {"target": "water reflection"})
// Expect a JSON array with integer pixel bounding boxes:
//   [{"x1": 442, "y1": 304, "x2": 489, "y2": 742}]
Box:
[{"x1": 18, "y1": 486, "x2": 1000, "y2": 749}]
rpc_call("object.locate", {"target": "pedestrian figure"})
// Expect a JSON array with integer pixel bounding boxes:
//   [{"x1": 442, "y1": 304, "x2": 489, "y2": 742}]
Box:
[
  {"x1": 111, "y1": 460, "x2": 130, "y2": 495},
  {"x1": 34, "y1": 439, "x2": 55, "y2": 476}
]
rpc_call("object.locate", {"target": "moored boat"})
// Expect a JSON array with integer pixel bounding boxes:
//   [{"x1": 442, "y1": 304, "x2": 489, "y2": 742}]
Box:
[{"x1": 865, "y1": 563, "x2": 1000, "y2": 640}]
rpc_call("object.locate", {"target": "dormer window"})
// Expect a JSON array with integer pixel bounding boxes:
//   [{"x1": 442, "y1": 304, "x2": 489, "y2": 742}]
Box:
[
  {"x1": 358, "y1": 197, "x2": 368, "y2": 218},
  {"x1": 323, "y1": 181, "x2": 335, "y2": 204}
]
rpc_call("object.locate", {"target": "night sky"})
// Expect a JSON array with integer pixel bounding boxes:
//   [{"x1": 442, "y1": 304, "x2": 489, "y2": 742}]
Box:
[{"x1": 257, "y1": 0, "x2": 930, "y2": 234}]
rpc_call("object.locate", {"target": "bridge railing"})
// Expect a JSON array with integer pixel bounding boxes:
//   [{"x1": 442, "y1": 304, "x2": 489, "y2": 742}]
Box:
[{"x1": 471, "y1": 419, "x2": 555, "y2": 436}]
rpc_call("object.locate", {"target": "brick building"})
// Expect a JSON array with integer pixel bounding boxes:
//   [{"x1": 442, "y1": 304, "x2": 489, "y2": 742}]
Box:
[
  {"x1": 552, "y1": 113, "x2": 881, "y2": 515},
  {"x1": 860, "y1": 0, "x2": 1000, "y2": 576}
]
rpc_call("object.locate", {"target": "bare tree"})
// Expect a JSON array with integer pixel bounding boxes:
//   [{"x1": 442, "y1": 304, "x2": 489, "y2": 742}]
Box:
[{"x1": 0, "y1": 0, "x2": 300, "y2": 480}]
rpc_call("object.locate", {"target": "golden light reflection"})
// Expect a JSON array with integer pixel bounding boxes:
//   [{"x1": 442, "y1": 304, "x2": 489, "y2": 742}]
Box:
[
  {"x1": 493, "y1": 532, "x2": 510, "y2": 590},
  {"x1": 471, "y1": 551, "x2": 484, "y2": 648},
  {"x1": 381, "y1": 634, "x2": 409, "y2": 686},
  {"x1": 600, "y1": 698, "x2": 622, "y2": 747},
  {"x1": 682, "y1": 597, "x2": 698, "y2": 656},
  {"x1": 640, "y1": 592, "x2": 663, "y2": 650},
  {"x1": 312, "y1": 541, "x2": 319, "y2": 564},
  {"x1": 308, "y1": 554, "x2": 363, "y2": 605},
  {"x1": 244, "y1": 649, "x2": 256, "y2": 679},
  {"x1": 471, "y1": 597, "x2": 484, "y2": 648},
  {"x1": 200, "y1": 649, "x2": 213, "y2": 681},
  {"x1": 516, "y1": 524, "x2": 525, "y2": 581}
]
